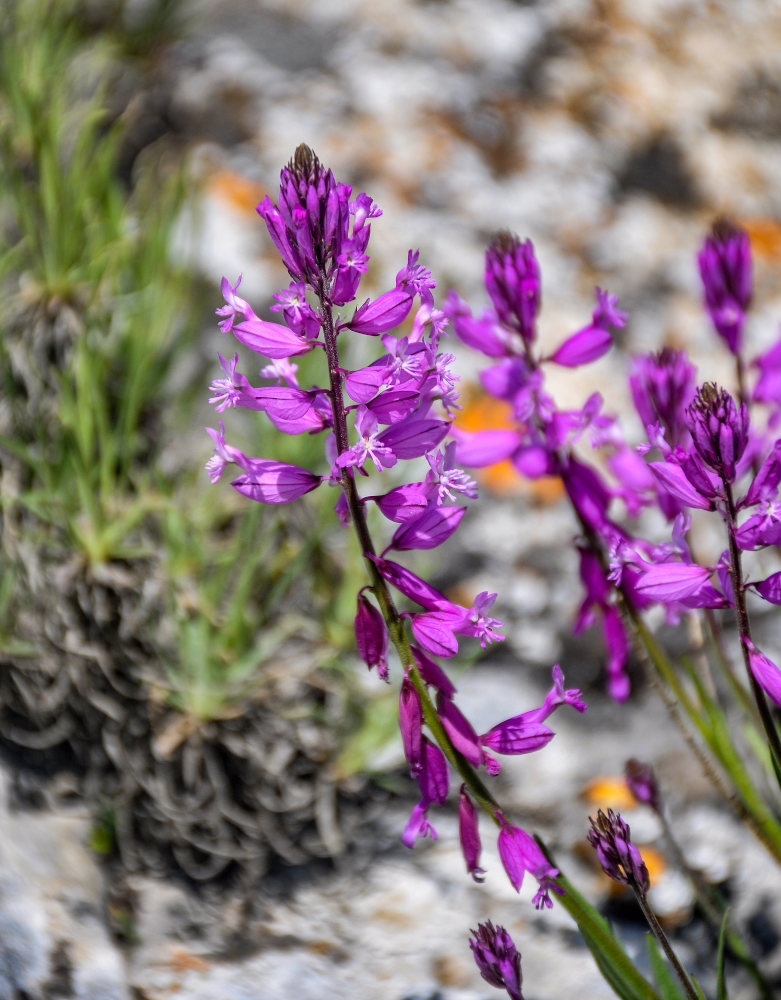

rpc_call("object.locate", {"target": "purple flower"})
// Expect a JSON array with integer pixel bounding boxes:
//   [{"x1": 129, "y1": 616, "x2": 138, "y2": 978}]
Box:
[
  {"x1": 366, "y1": 388, "x2": 419, "y2": 425},
  {"x1": 346, "y1": 250, "x2": 433, "y2": 335},
  {"x1": 369, "y1": 483, "x2": 431, "y2": 523},
  {"x1": 204, "y1": 420, "x2": 250, "y2": 483},
  {"x1": 743, "y1": 638, "x2": 781, "y2": 708},
  {"x1": 497, "y1": 820, "x2": 561, "y2": 909},
  {"x1": 484, "y1": 233, "x2": 541, "y2": 348},
  {"x1": 208, "y1": 353, "x2": 254, "y2": 412},
  {"x1": 744, "y1": 439, "x2": 781, "y2": 507},
  {"x1": 698, "y1": 218, "x2": 752, "y2": 355},
  {"x1": 752, "y1": 570, "x2": 781, "y2": 605},
  {"x1": 482, "y1": 664, "x2": 585, "y2": 755},
  {"x1": 753, "y1": 336, "x2": 781, "y2": 406},
  {"x1": 548, "y1": 325, "x2": 613, "y2": 368},
  {"x1": 417, "y1": 737, "x2": 450, "y2": 805},
  {"x1": 437, "y1": 692, "x2": 485, "y2": 768},
  {"x1": 458, "y1": 787, "x2": 485, "y2": 882},
  {"x1": 592, "y1": 287, "x2": 629, "y2": 330},
  {"x1": 233, "y1": 314, "x2": 314, "y2": 359},
  {"x1": 445, "y1": 291, "x2": 510, "y2": 358},
  {"x1": 735, "y1": 503, "x2": 781, "y2": 549},
  {"x1": 215, "y1": 275, "x2": 254, "y2": 333},
  {"x1": 258, "y1": 144, "x2": 352, "y2": 286},
  {"x1": 259, "y1": 356, "x2": 300, "y2": 386},
  {"x1": 686, "y1": 383, "x2": 750, "y2": 484},
  {"x1": 401, "y1": 799, "x2": 438, "y2": 848},
  {"x1": 368, "y1": 555, "x2": 449, "y2": 611},
  {"x1": 629, "y1": 348, "x2": 696, "y2": 449},
  {"x1": 399, "y1": 677, "x2": 423, "y2": 775},
  {"x1": 378, "y1": 417, "x2": 450, "y2": 460},
  {"x1": 481, "y1": 717, "x2": 554, "y2": 756},
  {"x1": 587, "y1": 809, "x2": 650, "y2": 893},
  {"x1": 408, "y1": 592, "x2": 504, "y2": 660},
  {"x1": 388, "y1": 505, "x2": 466, "y2": 552},
  {"x1": 450, "y1": 427, "x2": 523, "y2": 467},
  {"x1": 337, "y1": 405, "x2": 397, "y2": 472},
  {"x1": 251, "y1": 385, "x2": 330, "y2": 435},
  {"x1": 625, "y1": 759, "x2": 661, "y2": 813},
  {"x1": 469, "y1": 921, "x2": 524, "y2": 1000},
  {"x1": 462, "y1": 591, "x2": 505, "y2": 648},
  {"x1": 634, "y1": 560, "x2": 715, "y2": 603},
  {"x1": 410, "y1": 644, "x2": 457, "y2": 698},
  {"x1": 424, "y1": 442, "x2": 478, "y2": 503},
  {"x1": 332, "y1": 244, "x2": 370, "y2": 306},
  {"x1": 231, "y1": 459, "x2": 323, "y2": 504},
  {"x1": 410, "y1": 606, "x2": 463, "y2": 658},
  {"x1": 270, "y1": 281, "x2": 321, "y2": 338},
  {"x1": 530, "y1": 663, "x2": 587, "y2": 719},
  {"x1": 648, "y1": 458, "x2": 716, "y2": 511},
  {"x1": 547, "y1": 288, "x2": 626, "y2": 369},
  {"x1": 355, "y1": 590, "x2": 389, "y2": 680},
  {"x1": 603, "y1": 604, "x2": 632, "y2": 701}
]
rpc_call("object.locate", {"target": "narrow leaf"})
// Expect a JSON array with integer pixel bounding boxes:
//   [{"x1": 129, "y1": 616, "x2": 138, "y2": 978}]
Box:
[
  {"x1": 716, "y1": 910, "x2": 730, "y2": 1000},
  {"x1": 646, "y1": 935, "x2": 686, "y2": 1000}
]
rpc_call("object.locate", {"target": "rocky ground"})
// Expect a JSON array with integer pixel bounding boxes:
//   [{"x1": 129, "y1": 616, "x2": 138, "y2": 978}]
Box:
[{"x1": 5, "y1": 0, "x2": 781, "y2": 997}]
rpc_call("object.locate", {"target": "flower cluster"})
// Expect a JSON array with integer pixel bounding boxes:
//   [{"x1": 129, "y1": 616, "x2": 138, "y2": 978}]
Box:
[
  {"x1": 448, "y1": 224, "x2": 781, "y2": 709},
  {"x1": 205, "y1": 147, "x2": 585, "y2": 904},
  {"x1": 445, "y1": 233, "x2": 634, "y2": 699}
]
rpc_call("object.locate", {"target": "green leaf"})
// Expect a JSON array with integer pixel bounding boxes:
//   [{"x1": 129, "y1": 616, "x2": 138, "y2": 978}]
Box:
[
  {"x1": 646, "y1": 934, "x2": 686, "y2": 1000},
  {"x1": 716, "y1": 910, "x2": 730, "y2": 1000},
  {"x1": 552, "y1": 867, "x2": 661, "y2": 1000}
]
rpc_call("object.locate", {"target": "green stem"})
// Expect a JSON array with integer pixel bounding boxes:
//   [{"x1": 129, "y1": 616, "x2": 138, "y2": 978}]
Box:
[
  {"x1": 656, "y1": 809, "x2": 773, "y2": 999},
  {"x1": 632, "y1": 887, "x2": 699, "y2": 1000},
  {"x1": 723, "y1": 481, "x2": 781, "y2": 781},
  {"x1": 633, "y1": 612, "x2": 781, "y2": 862}
]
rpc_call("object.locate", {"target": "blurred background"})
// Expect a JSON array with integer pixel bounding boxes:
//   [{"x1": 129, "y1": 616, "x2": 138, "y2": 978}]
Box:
[{"x1": 2, "y1": 0, "x2": 781, "y2": 997}]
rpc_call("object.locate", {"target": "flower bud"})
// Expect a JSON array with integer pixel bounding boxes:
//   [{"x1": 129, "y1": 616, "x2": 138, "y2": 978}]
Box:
[
  {"x1": 484, "y1": 233, "x2": 540, "y2": 348},
  {"x1": 587, "y1": 808, "x2": 650, "y2": 894},
  {"x1": 698, "y1": 218, "x2": 752, "y2": 355},
  {"x1": 625, "y1": 758, "x2": 661, "y2": 813},
  {"x1": 469, "y1": 921, "x2": 524, "y2": 1000},
  {"x1": 686, "y1": 383, "x2": 749, "y2": 484}
]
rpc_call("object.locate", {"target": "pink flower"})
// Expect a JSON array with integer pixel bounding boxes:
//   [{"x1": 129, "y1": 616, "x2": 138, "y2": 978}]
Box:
[
  {"x1": 497, "y1": 820, "x2": 561, "y2": 909},
  {"x1": 743, "y1": 638, "x2": 781, "y2": 707},
  {"x1": 230, "y1": 459, "x2": 322, "y2": 504}
]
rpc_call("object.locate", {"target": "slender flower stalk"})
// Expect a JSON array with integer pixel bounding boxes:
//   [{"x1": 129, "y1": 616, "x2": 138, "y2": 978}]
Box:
[
  {"x1": 625, "y1": 760, "x2": 774, "y2": 998},
  {"x1": 588, "y1": 810, "x2": 699, "y2": 1000}
]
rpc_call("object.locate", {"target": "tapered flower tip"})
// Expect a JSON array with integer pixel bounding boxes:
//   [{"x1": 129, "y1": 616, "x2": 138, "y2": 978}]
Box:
[
  {"x1": 469, "y1": 920, "x2": 524, "y2": 1000},
  {"x1": 629, "y1": 347, "x2": 696, "y2": 446},
  {"x1": 290, "y1": 143, "x2": 319, "y2": 180},
  {"x1": 698, "y1": 218, "x2": 752, "y2": 353},
  {"x1": 484, "y1": 232, "x2": 540, "y2": 347}
]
